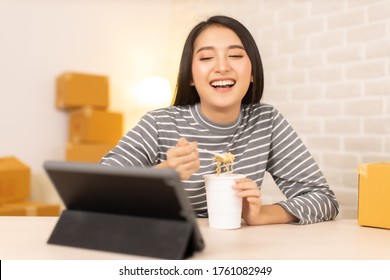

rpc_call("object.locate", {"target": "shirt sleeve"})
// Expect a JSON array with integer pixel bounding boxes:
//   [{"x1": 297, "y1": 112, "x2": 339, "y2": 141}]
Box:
[
  {"x1": 100, "y1": 112, "x2": 160, "y2": 167},
  {"x1": 266, "y1": 108, "x2": 339, "y2": 224}
]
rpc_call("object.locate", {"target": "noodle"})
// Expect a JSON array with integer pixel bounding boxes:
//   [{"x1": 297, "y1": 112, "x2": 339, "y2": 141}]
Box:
[{"x1": 214, "y1": 152, "x2": 235, "y2": 175}]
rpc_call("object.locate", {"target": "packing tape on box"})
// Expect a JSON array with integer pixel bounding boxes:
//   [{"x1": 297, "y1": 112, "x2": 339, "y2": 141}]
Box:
[
  {"x1": 357, "y1": 164, "x2": 368, "y2": 178},
  {"x1": 83, "y1": 106, "x2": 93, "y2": 117}
]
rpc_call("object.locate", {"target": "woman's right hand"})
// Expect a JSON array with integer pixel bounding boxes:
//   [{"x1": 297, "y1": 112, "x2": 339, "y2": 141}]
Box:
[{"x1": 155, "y1": 137, "x2": 200, "y2": 180}]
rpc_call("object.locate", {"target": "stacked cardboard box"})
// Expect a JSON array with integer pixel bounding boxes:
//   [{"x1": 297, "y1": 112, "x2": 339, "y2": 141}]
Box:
[
  {"x1": 357, "y1": 162, "x2": 390, "y2": 229},
  {"x1": 56, "y1": 72, "x2": 123, "y2": 163},
  {"x1": 0, "y1": 157, "x2": 60, "y2": 216},
  {"x1": 0, "y1": 201, "x2": 60, "y2": 216}
]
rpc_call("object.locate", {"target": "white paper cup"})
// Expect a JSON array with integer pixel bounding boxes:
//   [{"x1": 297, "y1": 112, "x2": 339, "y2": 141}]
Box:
[{"x1": 203, "y1": 174, "x2": 246, "y2": 229}]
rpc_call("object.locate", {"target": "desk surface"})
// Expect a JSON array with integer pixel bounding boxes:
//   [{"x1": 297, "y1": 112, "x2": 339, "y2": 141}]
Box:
[{"x1": 1, "y1": 216, "x2": 389, "y2": 260}]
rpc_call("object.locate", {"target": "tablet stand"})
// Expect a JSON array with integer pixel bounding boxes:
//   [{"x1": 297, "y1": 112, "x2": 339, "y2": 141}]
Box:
[{"x1": 48, "y1": 210, "x2": 195, "y2": 259}]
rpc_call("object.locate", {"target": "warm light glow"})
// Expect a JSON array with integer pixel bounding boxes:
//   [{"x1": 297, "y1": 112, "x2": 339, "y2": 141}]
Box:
[{"x1": 133, "y1": 76, "x2": 172, "y2": 108}]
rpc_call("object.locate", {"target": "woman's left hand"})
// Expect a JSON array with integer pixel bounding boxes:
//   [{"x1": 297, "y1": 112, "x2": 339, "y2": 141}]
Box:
[{"x1": 233, "y1": 178, "x2": 262, "y2": 226}]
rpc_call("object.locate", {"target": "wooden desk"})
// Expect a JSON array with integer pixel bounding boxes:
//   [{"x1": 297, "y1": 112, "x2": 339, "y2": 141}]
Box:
[{"x1": 0, "y1": 216, "x2": 389, "y2": 259}]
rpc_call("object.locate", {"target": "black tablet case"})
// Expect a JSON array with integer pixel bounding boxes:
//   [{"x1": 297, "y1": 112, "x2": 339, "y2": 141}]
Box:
[{"x1": 43, "y1": 161, "x2": 205, "y2": 259}]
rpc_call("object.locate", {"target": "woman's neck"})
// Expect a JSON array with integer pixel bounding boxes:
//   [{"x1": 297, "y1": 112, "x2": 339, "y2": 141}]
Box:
[{"x1": 199, "y1": 103, "x2": 241, "y2": 125}]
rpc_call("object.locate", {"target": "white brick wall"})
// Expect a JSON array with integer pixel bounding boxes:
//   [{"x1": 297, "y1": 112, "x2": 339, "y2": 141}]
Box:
[{"x1": 171, "y1": 0, "x2": 390, "y2": 219}]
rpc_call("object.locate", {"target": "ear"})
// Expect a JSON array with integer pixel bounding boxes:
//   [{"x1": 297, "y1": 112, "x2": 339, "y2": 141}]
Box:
[
  {"x1": 190, "y1": 80, "x2": 195, "y2": 86},
  {"x1": 250, "y1": 75, "x2": 254, "y2": 82}
]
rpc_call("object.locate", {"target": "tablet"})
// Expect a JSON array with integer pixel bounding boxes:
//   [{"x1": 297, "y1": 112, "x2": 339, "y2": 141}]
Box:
[{"x1": 43, "y1": 160, "x2": 205, "y2": 258}]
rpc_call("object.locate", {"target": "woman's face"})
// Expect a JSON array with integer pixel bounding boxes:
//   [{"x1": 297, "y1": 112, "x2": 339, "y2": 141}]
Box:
[{"x1": 191, "y1": 25, "x2": 252, "y2": 123}]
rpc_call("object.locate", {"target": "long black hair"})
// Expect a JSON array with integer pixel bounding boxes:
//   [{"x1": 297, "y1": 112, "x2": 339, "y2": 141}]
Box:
[{"x1": 172, "y1": 15, "x2": 264, "y2": 106}]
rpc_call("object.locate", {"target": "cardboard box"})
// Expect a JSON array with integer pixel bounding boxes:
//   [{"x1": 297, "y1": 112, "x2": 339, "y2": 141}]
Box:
[
  {"x1": 56, "y1": 72, "x2": 109, "y2": 110},
  {"x1": 358, "y1": 162, "x2": 390, "y2": 229},
  {"x1": 0, "y1": 206, "x2": 26, "y2": 216},
  {"x1": 66, "y1": 143, "x2": 114, "y2": 163},
  {"x1": 68, "y1": 108, "x2": 123, "y2": 145},
  {"x1": 0, "y1": 157, "x2": 30, "y2": 203},
  {"x1": 0, "y1": 201, "x2": 61, "y2": 216}
]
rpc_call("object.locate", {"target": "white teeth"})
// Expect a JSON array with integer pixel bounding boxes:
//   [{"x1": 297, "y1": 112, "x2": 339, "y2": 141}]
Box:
[{"x1": 211, "y1": 80, "x2": 235, "y2": 87}]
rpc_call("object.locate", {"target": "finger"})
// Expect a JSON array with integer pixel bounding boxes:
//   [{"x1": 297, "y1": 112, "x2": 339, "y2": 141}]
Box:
[
  {"x1": 187, "y1": 141, "x2": 198, "y2": 152},
  {"x1": 236, "y1": 189, "x2": 261, "y2": 198},
  {"x1": 175, "y1": 156, "x2": 200, "y2": 179},
  {"x1": 236, "y1": 178, "x2": 260, "y2": 186},
  {"x1": 169, "y1": 144, "x2": 197, "y2": 159},
  {"x1": 177, "y1": 161, "x2": 200, "y2": 180},
  {"x1": 167, "y1": 144, "x2": 199, "y2": 175},
  {"x1": 176, "y1": 137, "x2": 189, "y2": 147},
  {"x1": 233, "y1": 179, "x2": 259, "y2": 190},
  {"x1": 176, "y1": 140, "x2": 186, "y2": 147},
  {"x1": 235, "y1": 178, "x2": 252, "y2": 183},
  {"x1": 246, "y1": 197, "x2": 261, "y2": 204}
]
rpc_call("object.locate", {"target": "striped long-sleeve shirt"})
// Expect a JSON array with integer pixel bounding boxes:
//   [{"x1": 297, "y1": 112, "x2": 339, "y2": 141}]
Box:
[{"x1": 100, "y1": 102, "x2": 339, "y2": 225}]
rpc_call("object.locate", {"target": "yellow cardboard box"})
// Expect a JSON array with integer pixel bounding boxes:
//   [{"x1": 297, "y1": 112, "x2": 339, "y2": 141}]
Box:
[
  {"x1": 68, "y1": 108, "x2": 123, "y2": 145},
  {"x1": 66, "y1": 143, "x2": 114, "y2": 163},
  {"x1": 0, "y1": 206, "x2": 26, "y2": 216},
  {"x1": 358, "y1": 162, "x2": 390, "y2": 229},
  {"x1": 0, "y1": 201, "x2": 61, "y2": 216},
  {"x1": 56, "y1": 72, "x2": 109, "y2": 110},
  {"x1": 0, "y1": 157, "x2": 30, "y2": 203}
]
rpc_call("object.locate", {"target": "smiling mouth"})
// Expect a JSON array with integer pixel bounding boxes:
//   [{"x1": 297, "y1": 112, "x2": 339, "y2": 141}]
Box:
[{"x1": 210, "y1": 79, "x2": 236, "y2": 88}]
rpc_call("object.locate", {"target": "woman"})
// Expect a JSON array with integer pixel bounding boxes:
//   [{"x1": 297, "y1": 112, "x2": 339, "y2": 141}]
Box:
[{"x1": 100, "y1": 15, "x2": 339, "y2": 225}]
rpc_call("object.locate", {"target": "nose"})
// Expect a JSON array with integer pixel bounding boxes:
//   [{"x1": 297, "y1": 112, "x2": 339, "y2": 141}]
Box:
[{"x1": 214, "y1": 57, "x2": 230, "y2": 73}]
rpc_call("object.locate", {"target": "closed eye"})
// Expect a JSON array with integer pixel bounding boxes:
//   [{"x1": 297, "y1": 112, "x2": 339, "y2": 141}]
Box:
[
  {"x1": 200, "y1": 57, "x2": 213, "y2": 61},
  {"x1": 229, "y1": 55, "x2": 244, "y2": 58}
]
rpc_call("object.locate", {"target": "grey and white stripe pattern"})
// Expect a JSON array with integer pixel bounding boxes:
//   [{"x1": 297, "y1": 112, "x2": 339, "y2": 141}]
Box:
[{"x1": 100, "y1": 103, "x2": 339, "y2": 224}]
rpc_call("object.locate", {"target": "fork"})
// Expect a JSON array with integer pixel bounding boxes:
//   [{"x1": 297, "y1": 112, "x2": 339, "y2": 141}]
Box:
[{"x1": 197, "y1": 148, "x2": 227, "y2": 160}]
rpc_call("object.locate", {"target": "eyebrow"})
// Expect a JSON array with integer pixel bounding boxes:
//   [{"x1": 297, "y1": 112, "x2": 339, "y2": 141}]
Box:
[{"x1": 195, "y1": 45, "x2": 245, "y2": 54}]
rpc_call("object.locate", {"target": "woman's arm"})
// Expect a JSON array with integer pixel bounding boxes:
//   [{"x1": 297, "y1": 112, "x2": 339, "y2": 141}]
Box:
[
  {"x1": 265, "y1": 108, "x2": 339, "y2": 224},
  {"x1": 233, "y1": 178, "x2": 298, "y2": 225},
  {"x1": 100, "y1": 113, "x2": 160, "y2": 167}
]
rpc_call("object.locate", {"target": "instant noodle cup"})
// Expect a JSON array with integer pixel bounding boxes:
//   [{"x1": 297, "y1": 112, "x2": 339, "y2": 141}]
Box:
[{"x1": 203, "y1": 173, "x2": 246, "y2": 229}]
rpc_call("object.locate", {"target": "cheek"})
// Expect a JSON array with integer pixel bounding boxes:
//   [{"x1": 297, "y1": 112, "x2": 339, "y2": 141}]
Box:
[
  {"x1": 191, "y1": 62, "x2": 199, "y2": 81},
  {"x1": 192, "y1": 62, "x2": 210, "y2": 83},
  {"x1": 239, "y1": 61, "x2": 252, "y2": 83}
]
